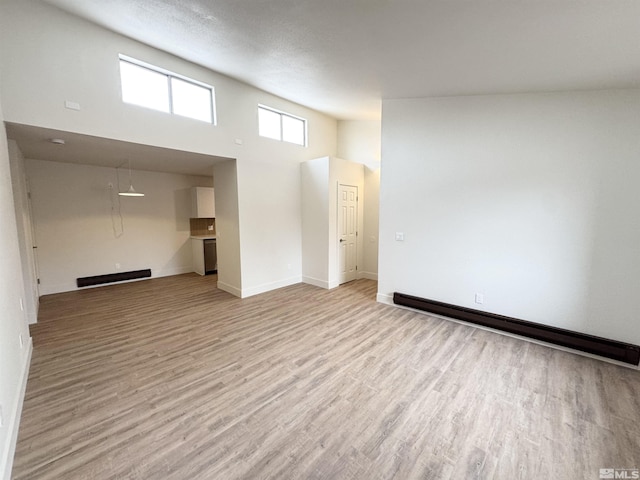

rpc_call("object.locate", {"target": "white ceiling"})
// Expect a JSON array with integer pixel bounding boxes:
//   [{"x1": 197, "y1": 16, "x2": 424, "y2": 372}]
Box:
[
  {"x1": 41, "y1": 0, "x2": 640, "y2": 120},
  {"x1": 6, "y1": 123, "x2": 230, "y2": 177}
]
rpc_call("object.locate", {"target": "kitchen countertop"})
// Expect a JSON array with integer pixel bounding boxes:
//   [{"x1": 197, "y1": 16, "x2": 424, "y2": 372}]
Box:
[{"x1": 190, "y1": 235, "x2": 217, "y2": 240}]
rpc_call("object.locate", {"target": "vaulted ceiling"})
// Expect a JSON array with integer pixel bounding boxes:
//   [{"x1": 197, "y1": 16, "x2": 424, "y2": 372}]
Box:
[{"x1": 41, "y1": 0, "x2": 640, "y2": 120}]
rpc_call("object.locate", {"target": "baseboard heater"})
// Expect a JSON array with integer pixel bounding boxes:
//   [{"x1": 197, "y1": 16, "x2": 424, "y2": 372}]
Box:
[
  {"x1": 77, "y1": 269, "x2": 151, "y2": 288},
  {"x1": 393, "y1": 292, "x2": 640, "y2": 366}
]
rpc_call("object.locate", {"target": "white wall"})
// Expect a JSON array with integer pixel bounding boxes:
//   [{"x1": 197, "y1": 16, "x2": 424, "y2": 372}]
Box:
[
  {"x1": 379, "y1": 89, "x2": 640, "y2": 346},
  {"x1": 0, "y1": 100, "x2": 32, "y2": 480},
  {"x1": 235, "y1": 155, "x2": 304, "y2": 296},
  {"x1": 362, "y1": 167, "x2": 380, "y2": 279},
  {"x1": 213, "y1": 160, "x2": 242, "y2": 296},
  {"x1": 301, "y1": 158, "x2": 330, "y2": 288},
  {"x1": 337, "y1": 120, "x2": 381, "y2": 279},
  {"x1": 337, "y1": 120, "x2": 381, "y2": 167},
  {"x1": 7, "y1": 141, "x2": 38, "y2": 323},
  {"x1": 0, "y1": 0, "x2": 338, "y2": 298},
  {"x1": 303, "y1": 122, "x2": 383, "y2": 289},
  {"x1": 301, "y1": 156, "x2": 364, "y2": 289},
  {"x1": 25, "y1": 159, "x2": 212, "y2": 294}
]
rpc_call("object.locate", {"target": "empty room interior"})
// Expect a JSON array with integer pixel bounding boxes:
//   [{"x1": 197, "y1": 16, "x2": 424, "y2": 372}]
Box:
[{"x1": 1, "y1": 0, "x2": 639, "y2": 479}]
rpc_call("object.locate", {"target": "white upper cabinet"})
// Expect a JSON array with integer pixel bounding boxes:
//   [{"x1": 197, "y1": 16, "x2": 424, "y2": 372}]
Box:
[{"x1": 191, "y1": 187, "x2": 215, "y2": 218}]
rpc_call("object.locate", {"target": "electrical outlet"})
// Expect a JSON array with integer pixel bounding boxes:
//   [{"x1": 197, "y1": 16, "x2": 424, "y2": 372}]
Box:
[
  {"x1": 395, "y1": 232, "x2": 405, "y2": 241},
  {"x1": 115, "y1": 263, "x2": 121, "y2": 270},
  {"x1": 475, "y1": 293, "x2": 484, "y2": 305},
  {"x1": 207, "y1": 225, "x2": 214, "y2": 231}
]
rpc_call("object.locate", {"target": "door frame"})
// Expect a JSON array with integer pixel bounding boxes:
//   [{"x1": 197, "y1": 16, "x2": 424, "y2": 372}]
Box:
[{"x1": 337, "y1": 183, "x2": 358, "y2": 285}]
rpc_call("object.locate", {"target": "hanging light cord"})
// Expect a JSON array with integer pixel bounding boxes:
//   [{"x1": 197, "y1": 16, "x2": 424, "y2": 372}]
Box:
[
  {"x1": 111, "y1": 168, "x2": 125, "y2": 238},
  {"x1": 127, "y1": 159, "x2": 133, "y2": 189}
]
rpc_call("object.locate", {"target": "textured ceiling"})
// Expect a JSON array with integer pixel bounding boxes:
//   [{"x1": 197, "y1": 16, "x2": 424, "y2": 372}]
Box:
[{"x1": 40, "y1": 0, "x2": 640, "y2": 120}]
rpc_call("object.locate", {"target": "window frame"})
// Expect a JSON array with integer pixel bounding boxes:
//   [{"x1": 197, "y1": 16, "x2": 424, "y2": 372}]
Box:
[
  {"x1": 119, "y1": 54, "x2": 217, "y2": 125},
  {"x1": 258, "y1": 104, "x2": 307, "y2": 146}
]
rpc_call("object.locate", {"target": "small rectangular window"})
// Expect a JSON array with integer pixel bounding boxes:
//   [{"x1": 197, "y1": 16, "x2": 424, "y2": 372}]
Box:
[
  {"x1": 258, "y1": 107, "x2": 282, "y2": 141},
  {"x1": 258, "y1": 105, "x2": 306, "y2": 146},
  {"x1": 171, "y1": 77, "x2": 213, "y2": 123},
  {"x1": 282, "y1": 115, "x2": 305, "y2": 146},
  {"x1": 119, "y1": 55, "x2": 216, "y2": 124},
  {"x1": 120, "y1": 61, "x2": 170, "y2": 113}
]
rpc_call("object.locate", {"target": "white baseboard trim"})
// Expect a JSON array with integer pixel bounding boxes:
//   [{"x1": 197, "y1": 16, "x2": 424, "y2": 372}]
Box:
[
  {"x1": 301, "y1": 276, "x2": 340, "y2": 290},
  {"x1": 376, "y1": 292, "x2": 394, "y2": 305},
  {"x1": 2, "y1": 337, "x2": 32, "y2": 480},
  {"x1": 358, "y1": 271, "x2": 378, "y2": 281},
  {"x1": 241, "y1": 275, "x2": 302, "y2": 298},
  {"x1": 217, "y1": 281, "x2": 242, "y2": 297},
  {"x1": 302, "y1": 276, "x2": 330, "y2": 289}
]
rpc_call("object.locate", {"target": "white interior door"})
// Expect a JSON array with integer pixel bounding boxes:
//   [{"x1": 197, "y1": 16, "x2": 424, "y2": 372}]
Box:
[{"x1": 338, "y1": 184, "x2": 358, "y2": 284}]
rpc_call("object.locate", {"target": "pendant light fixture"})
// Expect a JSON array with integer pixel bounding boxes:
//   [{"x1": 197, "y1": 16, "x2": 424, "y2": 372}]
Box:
[{"x1": 119, "y1": 159, "x2": 144, "y2": 197}]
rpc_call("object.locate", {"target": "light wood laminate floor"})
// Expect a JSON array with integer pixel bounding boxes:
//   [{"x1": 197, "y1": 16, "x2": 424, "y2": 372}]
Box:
[{"x1": 12, "y1": 275, "x2": 640, "y2": 479}]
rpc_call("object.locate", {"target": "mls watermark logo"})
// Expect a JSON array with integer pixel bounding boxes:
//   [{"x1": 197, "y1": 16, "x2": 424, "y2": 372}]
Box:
[{"x1": 600, "y1": 468, "x2": 640, "y2": 479}]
